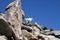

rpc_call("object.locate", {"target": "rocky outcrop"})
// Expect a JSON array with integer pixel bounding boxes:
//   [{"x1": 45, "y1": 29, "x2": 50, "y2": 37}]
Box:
[{"x1": 0, "y1": 0, "x2": 60, "y2": 40}]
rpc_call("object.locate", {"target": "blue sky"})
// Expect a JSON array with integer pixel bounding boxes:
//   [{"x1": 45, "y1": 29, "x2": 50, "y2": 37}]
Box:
[{"x1": 0, "y1": 0, "x2": 60, "y2": 30}]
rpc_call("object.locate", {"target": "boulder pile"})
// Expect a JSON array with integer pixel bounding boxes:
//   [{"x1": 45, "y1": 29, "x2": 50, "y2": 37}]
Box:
[{"x1": 0, "y1": 0, "x2": 60, "y2": 40}]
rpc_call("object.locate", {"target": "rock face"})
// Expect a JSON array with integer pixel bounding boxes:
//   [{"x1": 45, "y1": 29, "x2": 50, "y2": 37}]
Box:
[{"x1": 0, "y1": 0, "x2": 60, "y2": 40}]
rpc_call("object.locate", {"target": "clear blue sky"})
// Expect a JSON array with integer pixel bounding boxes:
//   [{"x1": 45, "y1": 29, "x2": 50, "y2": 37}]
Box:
[{"x1": 0, "y1": 0, "x2": 60, "y2": 30}]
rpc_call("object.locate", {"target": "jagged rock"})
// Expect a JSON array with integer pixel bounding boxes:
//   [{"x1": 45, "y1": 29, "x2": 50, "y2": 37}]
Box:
[
  {"x1": 53, "y1": 31, "x2": 60, "y2": 35},
  {"x1": 0, "y1": 16, "x2": 18, "y2": 40},
  {"x1": 32, "y1": 25, "x2": 40, "y2": 36},
  {"x1": 4, "y1": 0, "x2": 23, "y2": 40},
  {"x1": 22, "y1": 30, "x2": 37, "y2": 40},
  {"x1": 22, "y1": 25, "x2": 33, "y2": 32}
]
